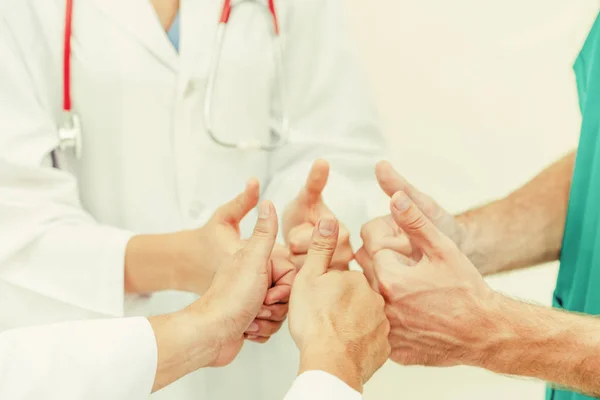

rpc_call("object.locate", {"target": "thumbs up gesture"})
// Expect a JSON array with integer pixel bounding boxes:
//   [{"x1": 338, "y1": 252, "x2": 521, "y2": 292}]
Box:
[
  {"x1": 356, "y1": 161, "x2": 469, "y2": 285},
  {"x1": 189, "y1": 201, "x2": 281, "y2": 367},
  {"x1": 375, "y1": 192, "x2": 494, "y2": 368},
  {"x1": 288, "y1": 218, "x2": 390, "y2": 392},
  {"x1": 282, "y1": 160, "x2": 353, "y2": 271},
  {"x1": 178, "y1": 180, "x2": 295, "y2": 329}
]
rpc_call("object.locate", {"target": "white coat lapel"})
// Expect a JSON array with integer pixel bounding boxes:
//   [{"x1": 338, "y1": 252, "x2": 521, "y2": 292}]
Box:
[{"x1": 87, "y1": 0, "x2": 179, "y2": 72}]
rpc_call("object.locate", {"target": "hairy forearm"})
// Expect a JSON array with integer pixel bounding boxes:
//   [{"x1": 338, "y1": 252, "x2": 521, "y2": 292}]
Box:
[
  {"x1": 456, "y1": 151, "x2": 575, "y2": 275},
  {"x1": 149, "y1": 309, "x2": 216, "y2": 392},
  {"x1": 477, "y1": 294, "x2": 600, "y2": 397}
]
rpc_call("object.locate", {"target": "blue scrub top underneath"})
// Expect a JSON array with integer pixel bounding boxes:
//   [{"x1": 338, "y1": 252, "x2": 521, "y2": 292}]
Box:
[{"x1": 167, "y1": 12, "x2": 180, "y2": 52}]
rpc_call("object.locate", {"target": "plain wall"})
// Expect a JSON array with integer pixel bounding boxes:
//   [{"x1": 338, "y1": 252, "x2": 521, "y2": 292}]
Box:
[{"x1": 342, "y1": 1, "x2": 600, "y2": 399}]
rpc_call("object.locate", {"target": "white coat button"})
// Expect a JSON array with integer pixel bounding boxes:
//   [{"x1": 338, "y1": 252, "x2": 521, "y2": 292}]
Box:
[
  {"x1": 184, "y1": 80, "x2": 197, "y2": 98},
  {"x1": 188, "y1": 200, "x2": 205, "y2": 219}
]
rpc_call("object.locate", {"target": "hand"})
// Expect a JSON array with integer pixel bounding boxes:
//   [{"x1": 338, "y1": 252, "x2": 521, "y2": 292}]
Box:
[
  {"x1": 188, "y1": 201, "x2": 279, "y2": 367},
  {"x1": 175, "y1": 179, "x2": 260, "y2": 295},
  {"x1": 356, "y1": 161, "x2": 466, "y2": 282},
  {"x1": 288, "y1": 217, "x2": 390, "y2": 393},
  {"x1": 283, "y1": 160, "x2": 353, "y2": 271},
  {"x1": 245, "y1": 243, "x2": 296, "y2": 344},
  {"x1": 375, "y1": 191, "x2": 494, "y2": 367}
]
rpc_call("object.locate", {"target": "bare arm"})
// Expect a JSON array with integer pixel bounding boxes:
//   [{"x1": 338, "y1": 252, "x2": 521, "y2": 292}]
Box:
[
  {"x1": 478, "y1": 294, "x2": 600, "y2": 397},
  {"x1": 374, "y1": 191, "x2": 600, "y2": 398},
  {"x1": 457, "y1": 151, "x2": 575, "y2": 275},
  {"x1": 368, "y1": 154, "x2": 575, "y2": 277}
]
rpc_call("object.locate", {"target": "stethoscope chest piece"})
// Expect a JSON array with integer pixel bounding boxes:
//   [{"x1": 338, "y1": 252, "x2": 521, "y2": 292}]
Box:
[{"x1": 57, "y1": 111, "x2": 83, "y2": 160}]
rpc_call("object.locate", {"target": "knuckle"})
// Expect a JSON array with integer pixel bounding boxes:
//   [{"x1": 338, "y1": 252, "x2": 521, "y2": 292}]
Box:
[
  {"x1": 404, "y1": 210, "x2": 428, "y2": 231},
  {"x1": 252, "y1": 223, "x2": 273, "y2": 239},
  {"x1": 289, "y1": 240, "x2": 303, "y2": 253},
  {"x1": 310, "y1": 239, "x2": 336, "y2": 254}
]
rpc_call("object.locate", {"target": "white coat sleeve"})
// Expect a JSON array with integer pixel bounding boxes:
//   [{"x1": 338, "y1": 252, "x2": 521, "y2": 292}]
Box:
[
  {"x1": 283, "y1": 371, "x2": 363, "y2": 400},
  {"x1": 0, "y1": 8, "x2": 133, "y2": 320},
  {"x1": 264, "y1": 0, "x2": 389, "y2": 241},
  {"x1": 0, "y1": 317, "x2": 157, "y2": 400}
]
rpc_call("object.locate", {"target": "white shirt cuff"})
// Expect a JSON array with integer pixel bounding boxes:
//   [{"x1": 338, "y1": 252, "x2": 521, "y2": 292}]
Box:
[
  {"x1": 283, "y1": 371, "x2": 362, "y2": 400},
  {"x1": 0, "y1": 317, "x2": 157, "y2": 400}
]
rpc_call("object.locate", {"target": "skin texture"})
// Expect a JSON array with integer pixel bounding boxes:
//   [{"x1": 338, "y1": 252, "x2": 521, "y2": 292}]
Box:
[
  {"x1": 283, "y1": 160, "x2": 354, "y2": 271},
  {"x1": 151, "y1": 0, "x2": 180, "y2": 31},
  {"x1": 366, "y1": 191, "x2": 600, "y2": 398},
  {"x1": 357, "y1": 154, "x2": 575, "y2": 277},
  {"x1": 289, "y1": 218, "x2": 390, "y2": 393},
  {"x1": 125, "y1": 180, "x2": 295, "y2": 343},
  {"x1": 150, "y1": 201, "x2": 279, "y2": 392}
]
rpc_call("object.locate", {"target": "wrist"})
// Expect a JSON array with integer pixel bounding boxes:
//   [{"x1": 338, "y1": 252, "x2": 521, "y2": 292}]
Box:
[
  {"x1": 298, "y1": 340, "x2": 363, "y2": 393},
  {"x1": 170, "y1": 229, "x2": 214, "y2": 294},
  {"x1": 467, "y1": 293, "x2": 557, "y2": 376},
  {"x1": 149, "y1": 308, "x2": 214, "y2": 391}
]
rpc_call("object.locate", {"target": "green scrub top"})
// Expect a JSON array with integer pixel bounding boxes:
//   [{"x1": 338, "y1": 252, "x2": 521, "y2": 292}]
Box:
[{"x1": 549, "y1": 11, "x2": 600, "y2": 400}]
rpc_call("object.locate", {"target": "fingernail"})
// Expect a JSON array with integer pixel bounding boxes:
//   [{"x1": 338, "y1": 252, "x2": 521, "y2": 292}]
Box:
[
  {"x1": 258, "y1": 201, "x2": 270, "y2": 219},
  {"x1": 393, "y1": 192, "x2": 411, "y2": 212},
  {"x1": 258, "y1": 309, "x2": 272, "y2": 318},
  {"x1": 246, "y1": 323, "x2": 259, "y2": 333},
  {"x1": 318, "y1": 218, "x2": 336, "y2": 236}
]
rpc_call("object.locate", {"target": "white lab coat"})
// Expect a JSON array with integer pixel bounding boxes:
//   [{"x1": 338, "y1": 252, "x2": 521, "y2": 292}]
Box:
[
  {"x1": 0, "y1": 0, "x2": 385, "y2": 399},
  {"x1": 0, "y1": 317, "x2": 361, "y2": 400}
]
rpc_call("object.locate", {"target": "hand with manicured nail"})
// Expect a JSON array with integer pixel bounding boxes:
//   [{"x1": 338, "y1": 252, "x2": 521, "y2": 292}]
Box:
[
  {"x1": 377, "y1": 192, "x2": 492, "y2": 367},
  {"x1": 282, "y1": 159, "x2": 353, "y2": 271},
  {"x1": 288, "y1": 217, "x2": 390, "y2": 393},
  {"x1": 190, "y1": 200, "x2": 280, "y2": 367}
]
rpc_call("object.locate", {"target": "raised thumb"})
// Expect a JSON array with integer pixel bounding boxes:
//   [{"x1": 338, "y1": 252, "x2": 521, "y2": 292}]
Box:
[
  {"x1": 390, "y1": 191, "x2": 447, "y2": 259},
  {"x1": 214, "y1": 178, "x2": 260, "y2": 224},
  {"x1": 243, "y1": 200, "x2": 279, "y2": 267},
  {"x1": 299, "y1": 159, "x2": 330, "y2": 207},
  {"x1": 298, "y1": 217, "x2": 339, "y2": 279}
]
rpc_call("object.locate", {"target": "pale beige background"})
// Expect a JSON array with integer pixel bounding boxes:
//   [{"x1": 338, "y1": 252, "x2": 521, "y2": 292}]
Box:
[{"x1": 342, "y1": 1, "x2": 600, "y2": 399}]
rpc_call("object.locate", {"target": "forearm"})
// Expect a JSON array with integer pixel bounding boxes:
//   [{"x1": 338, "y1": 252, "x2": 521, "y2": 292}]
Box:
[
  {"x1": 124, "y1": 231, "x2": 211, "y2": 295},
  {"x1": 477, "y1": 294, "x2": 600, "y2": 397},
  {"x1": 149, "y1": 309, "x2": 215, "y2": 392},
  {"x1": 457, "y1": 151, "x2": 575, "y2": 275}
]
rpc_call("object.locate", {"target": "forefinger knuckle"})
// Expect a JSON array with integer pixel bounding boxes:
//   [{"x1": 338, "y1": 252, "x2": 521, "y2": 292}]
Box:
[
  {"x1": 404, "y1": 210, "x2": 428, "y2": 231},
  {"x1": 310, "y1": 239, "x2": 336, "y2": 254}
]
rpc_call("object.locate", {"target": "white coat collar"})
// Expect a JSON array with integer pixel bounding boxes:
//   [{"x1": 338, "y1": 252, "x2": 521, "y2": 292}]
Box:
[{"x1": 88, "y1": 0, "x2": 180, "y2": 72}]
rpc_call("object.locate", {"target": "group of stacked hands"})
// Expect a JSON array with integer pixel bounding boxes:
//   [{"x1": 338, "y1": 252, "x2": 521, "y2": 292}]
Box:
[{"x1": 156, "y1": 154, "x2": 598, "y2": 398}]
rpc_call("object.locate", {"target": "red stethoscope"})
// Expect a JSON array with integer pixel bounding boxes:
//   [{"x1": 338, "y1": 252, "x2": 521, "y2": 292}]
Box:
[{"x1": 58, "y1": 0, "x2": 289, "y2": 160}]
